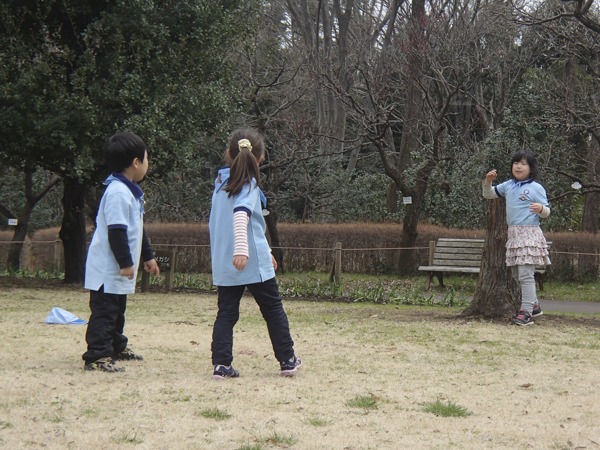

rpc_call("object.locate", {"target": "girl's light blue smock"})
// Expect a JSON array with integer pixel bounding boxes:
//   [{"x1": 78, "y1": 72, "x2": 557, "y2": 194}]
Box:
[
  {"x1": 209, "y1": 168, "x2": 275, "y2": 286},
  {"x1": 84, "y1": 174, "x2": 145, "y2": 294},
  {"x1": 494, "y1": 179, "x2": 549, "y2": 226}
]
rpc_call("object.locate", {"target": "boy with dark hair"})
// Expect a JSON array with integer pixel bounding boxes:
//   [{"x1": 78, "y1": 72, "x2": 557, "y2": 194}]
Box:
[{"x1": 82, "y1": 132, "x2": 160, "y2": 372}]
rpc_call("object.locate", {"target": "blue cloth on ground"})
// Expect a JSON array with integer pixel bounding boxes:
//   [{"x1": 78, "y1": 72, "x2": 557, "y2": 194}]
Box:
[{"x1": 45, "y1": 307, "x2": 88, "y2": 325}]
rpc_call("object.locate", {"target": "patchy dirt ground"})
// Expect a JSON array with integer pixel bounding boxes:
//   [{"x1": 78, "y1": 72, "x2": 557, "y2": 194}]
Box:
[{"x1": 2, "y1": 286, "x2": 600, "y2": 449}]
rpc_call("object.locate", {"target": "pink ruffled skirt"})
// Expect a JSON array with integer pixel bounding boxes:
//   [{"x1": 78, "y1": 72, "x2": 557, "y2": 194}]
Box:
[{"x1": 505, "y1": 225, "x2": 551, "y2": 267}]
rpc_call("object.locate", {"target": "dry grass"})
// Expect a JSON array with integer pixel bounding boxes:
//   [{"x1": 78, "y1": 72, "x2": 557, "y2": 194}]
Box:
[{"x1": 1, "y1": 287, "x2": 600, "y2": 449}]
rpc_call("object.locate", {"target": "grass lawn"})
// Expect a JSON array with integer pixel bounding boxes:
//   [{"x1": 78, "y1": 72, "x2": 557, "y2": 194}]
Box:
[{"x1": 1, "y1": 282, "x2": 600, "y2": 449}]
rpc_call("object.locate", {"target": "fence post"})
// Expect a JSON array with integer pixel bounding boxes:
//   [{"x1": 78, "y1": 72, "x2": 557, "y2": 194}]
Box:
[
  {"x1": 142, "y1": 249, "x2": 177, "y2": 293},
  {"x1": 141, "y1": 238, "x2": 150, "y2": 292},
  {"x1": 429, "y1": 241, "x2": 435, "y2": 266},
  {"x1": 54, "y1": 235, "x2": 62, "y2": 271},
  {"x1": 334, "y1": 242, "x2": 342, "y2": 284}
]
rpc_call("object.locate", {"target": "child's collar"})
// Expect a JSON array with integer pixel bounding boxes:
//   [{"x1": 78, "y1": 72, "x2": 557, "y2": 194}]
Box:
[
  {"x1": 514, "y1": 178, "x2": 533, "y2": 187},
  {"x1": 106, "y1": 172, "x2": 144, "y2": 199}
]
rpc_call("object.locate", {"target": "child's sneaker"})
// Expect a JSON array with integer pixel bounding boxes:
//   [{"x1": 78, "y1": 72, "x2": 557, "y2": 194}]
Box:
[
  {"x1": 112, "y1": 348, "x2": 144, "y2": 361},
  {"x1": 84, "y1": 357, "x2": 125, "y2": 372},
  {"x1": 212, "y1": 365, "x2": 239, "y2": 380},
  {"x1": 512, "y1": 310, "x2": 534, "y2": 326},
  {"x1": 280, "y1": 355, "x2": 302, "y2": 376},
  {"x1": 531, "y1": 304, "x2": 543, "y2": 318}
]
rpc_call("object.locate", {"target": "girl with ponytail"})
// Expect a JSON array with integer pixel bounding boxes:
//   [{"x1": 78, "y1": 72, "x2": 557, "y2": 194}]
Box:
[{"x1": 208, "y1": 129, "x2": 302, "y2": 379}]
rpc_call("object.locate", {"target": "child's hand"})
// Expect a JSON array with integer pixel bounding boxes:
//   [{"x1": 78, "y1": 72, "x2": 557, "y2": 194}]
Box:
[
  {"x1": 271, "y1": 254, "x2": 278, "y2": 271},
  {"x1": 144, "y1": 259, "x2": 160, "y2": 277},
  {"x1": 530, "y1": 203, "x2": 543, "y2": 214},
  {"x1": 121, "y1": 266, "x2": 135, "y2": 280},
  {"x1": 484, "y1": 169, "x2": 497, "y2": 185},
  {"x1": 233, "y1": 255, "x2": 248, "y2": 271}
]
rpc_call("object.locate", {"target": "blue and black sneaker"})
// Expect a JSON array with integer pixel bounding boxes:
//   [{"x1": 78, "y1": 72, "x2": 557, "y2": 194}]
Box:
[
  {"x1": 512, "y1": 310, "x2": 534, "y2": 326},
  {"x1": 280, "y1": 355, "x2": 302, "y2": 376},
  {"x1": 531, "y1": 304, "x2": 543, "y2": 318},
  {"x1": 212, "y1": 365, "x2": 239, "y2": 380}
]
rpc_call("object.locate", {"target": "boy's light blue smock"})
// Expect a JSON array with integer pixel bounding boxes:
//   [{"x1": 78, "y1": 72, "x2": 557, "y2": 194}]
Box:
[
  {"x1": 494, "y1": 179, "x2": 549, "y2": 226},
  {"x1": 209, "y1": 168, "x2": 275, "y2": 286},
  {"x1": 85, "y1": 174, "x2": 145, "y2": 294}
]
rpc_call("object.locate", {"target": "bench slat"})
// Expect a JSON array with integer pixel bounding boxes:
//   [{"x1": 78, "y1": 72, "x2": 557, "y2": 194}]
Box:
[
  {"x1": 435, "y1": 253, "x2": 482, "y2": 259},
  {"x1": 435, "y1": 248, "x2": 483, "y2": 256},
  {"x1": 418, "y1": 266, "x2": 481, "y2": 273},
  {"x1": 432, "y1": 259, "x2": 481, "y2": 267}
]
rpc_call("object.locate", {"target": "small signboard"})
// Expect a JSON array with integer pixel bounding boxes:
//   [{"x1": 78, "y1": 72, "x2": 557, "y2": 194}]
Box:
[
  {"x1": 403, "y1": 197, "x2": 413, "y2": 205},
  {"x1": 141, "y1": 250, "x2": 177, "y2": 293},
  {"x1": 155, "y1": 254, "x2": 172, "y2": 270},
  {"x1": 8, "y1": 219, "x2": 18, "y2": 226}
]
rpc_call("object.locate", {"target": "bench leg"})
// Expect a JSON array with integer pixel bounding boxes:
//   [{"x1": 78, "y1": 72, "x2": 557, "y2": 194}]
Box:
[
  {"x1": 425, "y1": 272, "x2": 432, "y2": 290},
  {"x1": 436, "y1": 272, "x2": 444, "y2": 288}
]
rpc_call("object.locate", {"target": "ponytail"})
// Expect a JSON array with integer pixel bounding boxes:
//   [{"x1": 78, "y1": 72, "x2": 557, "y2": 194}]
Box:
[{"x1": 223, "y1": 129, "x2": 265, "y2": 197}]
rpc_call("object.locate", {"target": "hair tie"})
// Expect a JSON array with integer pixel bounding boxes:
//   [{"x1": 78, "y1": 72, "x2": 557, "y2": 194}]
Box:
[{"x1": 238, "y1": 139, "x2": 252, "y2": 151}]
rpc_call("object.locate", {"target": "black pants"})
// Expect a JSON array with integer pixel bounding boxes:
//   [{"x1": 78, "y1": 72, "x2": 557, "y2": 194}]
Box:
[
  {"x1": 82, "y1": 286, "x2": 128, "y2": 364},
  {"x1": 211, "y1": 278, "x2": 295, "y2": 366}
]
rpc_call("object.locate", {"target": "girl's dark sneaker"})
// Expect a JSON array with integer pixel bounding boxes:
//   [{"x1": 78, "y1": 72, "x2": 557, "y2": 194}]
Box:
[
  {"x1": 213, "y1": 365, "x2": 239, "y2": 380},
  {"x1": 112, "y1": 347, "x2": 144, "y2": 361},
  {"x1": 84, "y1": 357, "x2": 125, "y2": 372},
  {"x1": 512, "y1": 310, "x2": 534, "y2": 326},
  {"x1": 531, "y1": 304, "x2": 543, "y2": 318},
  {"x1": 280, "y1": 355, "x2": 302, "y2": 376}
]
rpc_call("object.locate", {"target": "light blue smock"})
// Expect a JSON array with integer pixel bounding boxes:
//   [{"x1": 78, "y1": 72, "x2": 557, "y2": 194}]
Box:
[
  {"x1": 209, "y1": 167, "x2": 275, "y2": 286},
  {"x1": 84, "y1": 174, "x2": 145, "y2": 294},
  {"x1": 494, "y1": 179, "x2": 549, "y2": 226}
]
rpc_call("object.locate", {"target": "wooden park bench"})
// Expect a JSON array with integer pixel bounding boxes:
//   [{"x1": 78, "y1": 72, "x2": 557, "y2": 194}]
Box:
[{"x1": 418, "y1": 238, "x2": 551, "y2": 291}]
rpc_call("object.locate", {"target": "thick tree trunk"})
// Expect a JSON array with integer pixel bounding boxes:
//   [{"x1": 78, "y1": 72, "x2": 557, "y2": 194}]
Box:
[
  {"x1": 582, "y1": 189, "x2": 600, "y2": 234},
  {"x1": 462, "y1": 198, "x2": 520, "y2": 318},
  {"x1": 59, "y1": 177, "x2": 88, "y2": 283}
]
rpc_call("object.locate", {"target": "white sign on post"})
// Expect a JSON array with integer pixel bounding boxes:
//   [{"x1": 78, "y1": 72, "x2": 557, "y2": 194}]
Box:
[
  {"x1": 8, "y1": 219, "x2": 18, "y2": 226},
  {"x1": 403, "y1": 197, "x2": 413, "y2": 205}
]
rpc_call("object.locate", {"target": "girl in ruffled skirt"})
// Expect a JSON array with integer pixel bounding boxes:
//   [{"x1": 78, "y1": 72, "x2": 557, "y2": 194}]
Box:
[{"x1": 482, "y1": 150, "x2": 551, "y2": 325}]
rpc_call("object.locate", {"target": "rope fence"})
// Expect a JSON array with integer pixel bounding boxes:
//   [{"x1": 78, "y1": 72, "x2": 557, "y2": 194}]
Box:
[{"x1": 0, "y1": 240, "x2": 599, "y2": 279}]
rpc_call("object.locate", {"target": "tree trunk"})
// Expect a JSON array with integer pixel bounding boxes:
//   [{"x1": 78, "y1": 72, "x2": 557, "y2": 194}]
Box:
[
  {"x1": 59, "y1": 177, "x2": 88, "y2": 283},
  {"x1": 462, "y1": 198, "x2": 520, "y2": 318},
  {"x1": 582, "y1": 188, "x2": 600, "y2": 234},
  {"x1": 581, "y1": 133, "x2": 600, "y2": 276},
  {"x1": 386, "y1": 181, "x2": 398, "y2": 213},
  {"x1": 397, "y1": 203, "x2": 419, "y2": 275},
  {"x1": 582, "y1": 47, "x2": 600, "y2": 234},
  {"x1": 7, "y1": 219, "x2": 30, "y2": 270},
  {"x1": 264, "y1": 205, "x2": 285, "y2": 274}
]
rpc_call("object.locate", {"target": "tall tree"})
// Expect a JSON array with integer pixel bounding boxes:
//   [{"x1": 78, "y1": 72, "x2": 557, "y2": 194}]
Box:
[{"x1": 0, "y1": 0, "x2": 257, "y2": 282}]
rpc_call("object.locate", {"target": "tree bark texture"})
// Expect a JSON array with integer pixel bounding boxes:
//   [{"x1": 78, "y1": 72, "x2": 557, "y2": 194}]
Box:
[
  {"x1": 59, "y1": 177, "x2": 88, "y2": 283},
  {"x1": 461, "y1": 198, "x2": 521, "y2": 319}
]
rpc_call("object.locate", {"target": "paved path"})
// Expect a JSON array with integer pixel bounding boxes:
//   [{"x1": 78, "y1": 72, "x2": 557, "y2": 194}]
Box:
[
  {"x1": 456, "y1": 296, "x2": 600, "y2": 314},
  {"x1": 539, "y1": 299, "x2": 600, "y2": 314}
]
